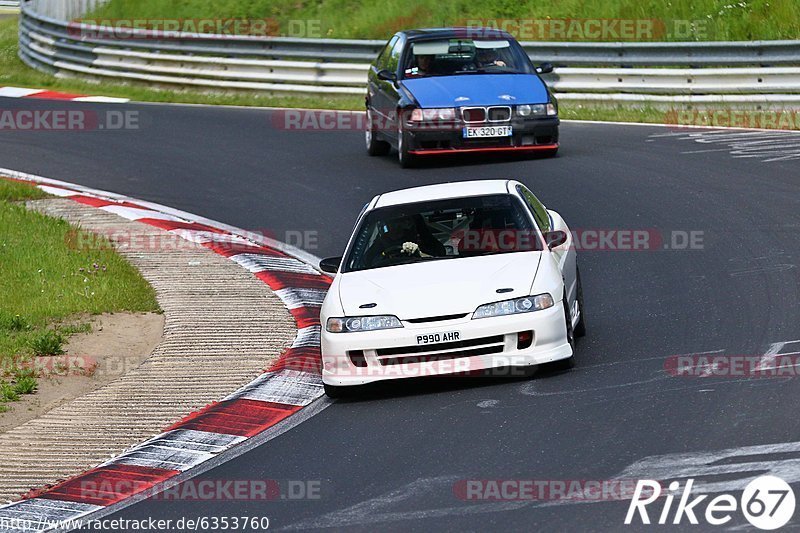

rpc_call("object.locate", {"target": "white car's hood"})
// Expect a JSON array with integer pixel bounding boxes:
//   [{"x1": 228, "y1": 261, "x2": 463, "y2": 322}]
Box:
[{"x1": 338, "y1": 253, "x2": 542, "y2": 319}]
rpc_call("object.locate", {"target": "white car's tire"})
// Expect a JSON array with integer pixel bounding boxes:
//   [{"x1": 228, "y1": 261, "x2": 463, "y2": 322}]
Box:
[
  {"x1": 574, "y1": 266, "x2": 586, "y2": 338},
  {"x1": 548, "y1": 300, "x2": 575, "y2": 371}
]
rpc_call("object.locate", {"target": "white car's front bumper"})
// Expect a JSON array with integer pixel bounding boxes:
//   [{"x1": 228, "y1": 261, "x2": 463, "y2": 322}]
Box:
[{"x1": 321, "y1": 302, "x2": 572, "y2": 386}]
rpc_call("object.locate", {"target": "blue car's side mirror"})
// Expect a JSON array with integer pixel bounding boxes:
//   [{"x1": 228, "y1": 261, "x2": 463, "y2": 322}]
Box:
[
  {"x1": 537, "y1": 63, "x2": 554, "y2": 74},
  {"x1": 377, "y1": 69, "x2": 397, "y2": 82}
]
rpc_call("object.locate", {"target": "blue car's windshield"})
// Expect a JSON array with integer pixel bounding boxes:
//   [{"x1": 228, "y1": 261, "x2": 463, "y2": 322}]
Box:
[{"x1": 402, "y1": 38, "x2": 534, "y2": 79}]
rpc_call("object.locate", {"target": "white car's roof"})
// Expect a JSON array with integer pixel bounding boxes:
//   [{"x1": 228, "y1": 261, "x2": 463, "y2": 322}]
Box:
[{"x1": 373, "y1": 180, "x2": 513, "y2": 208}]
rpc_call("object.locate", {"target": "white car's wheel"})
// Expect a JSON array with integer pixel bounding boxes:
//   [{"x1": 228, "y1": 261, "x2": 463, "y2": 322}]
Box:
[
  {"x1": 574, "y1": 267, "x2": 586, "y2": 337},
  {"x1": 548, "y1": 300, "x2": 575, "y2": 371}
]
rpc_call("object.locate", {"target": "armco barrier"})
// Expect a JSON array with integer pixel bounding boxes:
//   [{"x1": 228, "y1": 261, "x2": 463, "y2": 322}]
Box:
[{"x1": 15, "y1": 0, "x2": 800, "y2": 106}]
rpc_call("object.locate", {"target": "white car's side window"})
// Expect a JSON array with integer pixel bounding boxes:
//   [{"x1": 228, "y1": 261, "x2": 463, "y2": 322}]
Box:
[{"x1": 517, "y1": 185, "x2": 550, "y2": 233}]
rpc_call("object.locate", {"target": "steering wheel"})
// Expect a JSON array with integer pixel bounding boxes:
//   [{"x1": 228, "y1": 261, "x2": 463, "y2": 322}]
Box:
[{"x1": 380, "y1": 243, "x2": 410, "y2": 259}]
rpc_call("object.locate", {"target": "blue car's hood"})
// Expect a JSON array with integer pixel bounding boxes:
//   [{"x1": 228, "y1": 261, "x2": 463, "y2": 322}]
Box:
[{"x1": 401, "y1": 74, "x2": 548, "y2": 108}]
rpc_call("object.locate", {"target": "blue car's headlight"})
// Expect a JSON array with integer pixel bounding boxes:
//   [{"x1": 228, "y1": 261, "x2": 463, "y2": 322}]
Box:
[
  {"x1": 410, "y1": 108, "x2": 456, "y2": 121},
  {"x1": 517, "y1": 104, "x2": 546, "y2": 117},
  {"x1": 472, "y1": 294, "x2": 554, "y2": 319},
  {"x1": 326, "y1": 315, "x2": 403, "y2": 333}
]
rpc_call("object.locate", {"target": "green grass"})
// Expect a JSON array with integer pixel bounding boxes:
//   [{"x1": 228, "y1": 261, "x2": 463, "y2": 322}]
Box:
[
  {"x1": 0, "y1": 179, "x2": 160, "y2": 408},
  {"x1": 90, "y1": 0, "x2": 800, "y2": 41},
  {"x1": 0, "y1": 180, "x2": 47, "y2": 202}
]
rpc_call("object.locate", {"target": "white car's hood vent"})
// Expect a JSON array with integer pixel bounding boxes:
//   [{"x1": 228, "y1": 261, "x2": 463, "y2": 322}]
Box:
[
  {"x1": 406, "y1": 313, "x2": 469, "y2": 323},
  {"x1": 339, "y1": 252, "x2": 542, "y2": 319}
]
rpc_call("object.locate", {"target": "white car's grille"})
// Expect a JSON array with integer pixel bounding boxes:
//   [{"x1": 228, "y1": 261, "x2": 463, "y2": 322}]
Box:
[{"x1": 375, "y1": 334, "x2": 505, "y2": 366}]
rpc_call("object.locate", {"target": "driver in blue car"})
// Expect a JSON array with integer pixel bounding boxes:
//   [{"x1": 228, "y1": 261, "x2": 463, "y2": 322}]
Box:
[
  {"x1": 475, "y1": 48, "x2": 507, "y2": 68},
  {"x1": 407, "y1": 54, "x2": 436, "y2": 77}
]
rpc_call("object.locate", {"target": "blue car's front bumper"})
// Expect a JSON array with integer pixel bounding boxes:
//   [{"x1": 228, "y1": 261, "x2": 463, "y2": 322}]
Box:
[{"x1": 406, "y1": 116, "x2": 559, "y2": 155}]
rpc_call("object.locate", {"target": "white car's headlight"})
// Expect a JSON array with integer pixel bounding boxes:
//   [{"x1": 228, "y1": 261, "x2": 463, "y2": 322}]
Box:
[
  {"x1": 410, "y1": 108, "x2": 456, "y2": 121},
  {"x1": 326, "y1": 315, "x2": 403, "y2": 333},
  {"x1": 472, "y1": 294, "x2": 554, "y2": 319}
]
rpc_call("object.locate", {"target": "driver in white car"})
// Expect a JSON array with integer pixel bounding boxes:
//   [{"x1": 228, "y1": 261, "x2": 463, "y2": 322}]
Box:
[{"x1": 363, "y1": 214, "x2": 445, "y2": 266}]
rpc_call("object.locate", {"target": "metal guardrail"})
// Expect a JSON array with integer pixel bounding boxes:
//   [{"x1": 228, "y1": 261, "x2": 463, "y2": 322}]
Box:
[
  {"x1": 0, "y1": 0, "x2": 20, "y2": 10},
  {"x1": 16, "y1": 0, "x2": 800, "y2": 106}
]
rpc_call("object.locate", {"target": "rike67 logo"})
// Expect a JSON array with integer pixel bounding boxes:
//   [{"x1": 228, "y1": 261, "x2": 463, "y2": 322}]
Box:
[{"x1": 626, "y1": 476, "x2": 795, "y2": 530}]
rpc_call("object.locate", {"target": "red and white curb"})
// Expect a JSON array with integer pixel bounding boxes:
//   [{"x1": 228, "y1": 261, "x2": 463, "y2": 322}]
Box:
[
  {"x1": 0, "y1": 169, "x2": 330, "y2": 531},
  {"x1": 0, "y1": 86, "x2": 129, "y2": 103}
]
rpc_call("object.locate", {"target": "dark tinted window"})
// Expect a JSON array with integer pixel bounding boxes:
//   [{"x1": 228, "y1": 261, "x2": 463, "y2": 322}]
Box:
[
  {"x1": 386, "y1": 37, "x2": 403, "y2": 73},
  {"x1": 517, "y1": 185, "x2": 550, "y2": 232},
  {"x1": 402, "y1": 38, "x2": 533, "y2": 78},
  {"x1": 375, "y1": 36, "x2": 399, "y2": 71},
  {"x1": 343, "y1": 194, "x2": 542, "y2": 272}
]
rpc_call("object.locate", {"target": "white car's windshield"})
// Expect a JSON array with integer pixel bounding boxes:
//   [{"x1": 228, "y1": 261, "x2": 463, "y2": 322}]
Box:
[
  {"x1": 343, "y1": 194, "x2": 542, "y2": 272},
  {"x1": 402, "y1": 38, "x2": 533, "y2": 78}
]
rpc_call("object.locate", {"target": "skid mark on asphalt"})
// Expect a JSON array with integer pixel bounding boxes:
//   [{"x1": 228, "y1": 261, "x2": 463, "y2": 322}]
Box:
[
  {"x1": 518, "y1": 374, "x2": 666, "y2": 397},
  {"x1": 647, "y1": 130, "x2": 800, "y2": 162},
  {"x1": 518, "y1": 340, "x2": 800, "y2": 406},
  {"x1": 282, "y1": 441, "x2": 800, "y2": 529},
  {"x1": 729, "y1": 264, "x2": 796, "y2": 277},
  {"x1": 282, "y1": 476, "x2": 528, "y2": 530},
  {"x1": 615, "y1": 441, "x2": 800, "y2": 495},
  {"x1": 728, "y1": 251, "x2": 797, "y2": 277}
]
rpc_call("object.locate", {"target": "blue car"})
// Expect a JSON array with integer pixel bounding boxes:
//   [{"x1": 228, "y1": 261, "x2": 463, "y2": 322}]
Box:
[{"x1": 365, "y1": 28, "x2": 559, "y2": 168}]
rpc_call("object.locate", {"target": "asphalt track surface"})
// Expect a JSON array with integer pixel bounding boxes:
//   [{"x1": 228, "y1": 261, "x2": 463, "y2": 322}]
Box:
[{"x1": 1, "y1": 98, "x2": 800, "y2": 531}]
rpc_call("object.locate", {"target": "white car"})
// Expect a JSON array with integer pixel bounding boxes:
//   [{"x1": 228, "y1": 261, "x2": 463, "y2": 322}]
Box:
[{"x1": 318, "y1": 180, "x2": 585, "y2": 397}]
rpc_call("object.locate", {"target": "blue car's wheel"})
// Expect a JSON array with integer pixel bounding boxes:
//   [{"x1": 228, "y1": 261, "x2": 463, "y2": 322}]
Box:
[
  {"x1": 398, "y1": 121, "x2": 417, "y2": 168},
  {"x1": 366, "y1": 108, "x2": 390, "y2": 156}
]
